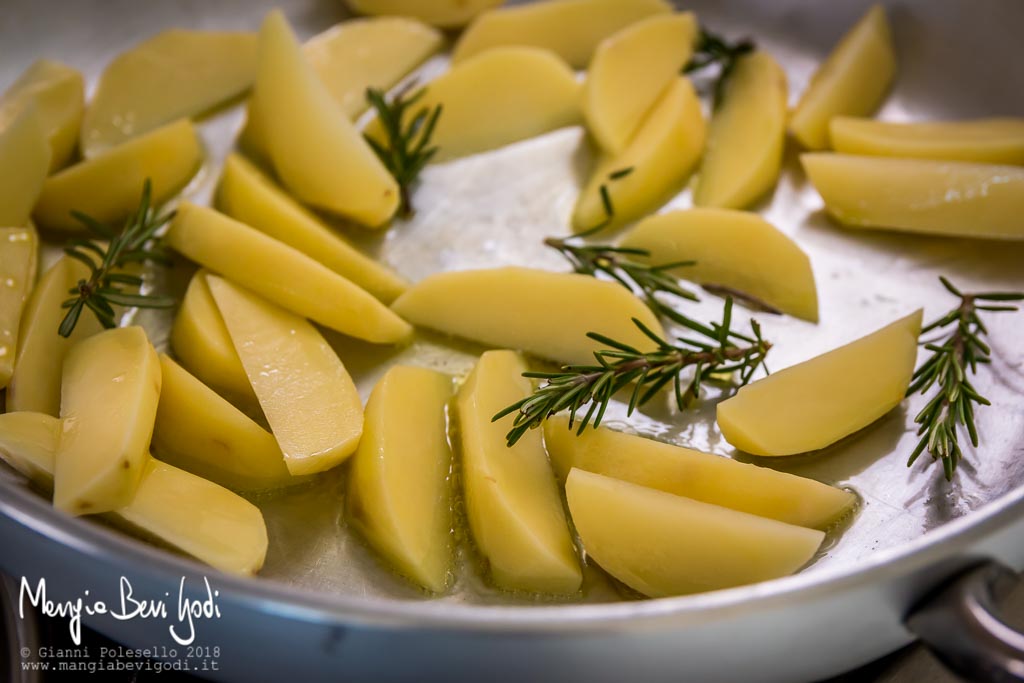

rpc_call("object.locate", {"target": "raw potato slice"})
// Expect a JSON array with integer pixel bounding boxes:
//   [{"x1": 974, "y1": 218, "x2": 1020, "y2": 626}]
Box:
[
  {"x1": 55, "y1": 326, "x2": 161, "y2": 515},
  {"x1": 583, "y1": 13, "x2": 697, "y2": 153},
  {"x1": 33, "y1": 119, "x2": 202, "y2": 233},
  {"x1": 253, "y1": 10, "x2": 398, "y2": 227},
  {"x1": 544, "y1": 417, "x2": 854, "y2": 529},
  {"x1": 153, "y1": 355, "x2": 294, "y2": 492},
  {"x1": 0, "y1": 105, "x2": 51, "y2": 227},
  {"x1": 170, "y1": 270, "x2": 257, "y2": 410},
  {"x1": 573, "y1": 77, "x2": 705, "y2": 233},
  {"x1": 0, "y1": 227, "x2": 38, "y2": 388},
  {"x1": 802, "y1": 153, "x2": 1024, "y2": 240},
  {"x1": 81, "y1": 30, "x2": 257, "y2": 157},
  {"x1": 457, "y1": 351, "x2": 582, "y2": 593},
  {"x1": 391, "y1": 266, "x2": 664, "y2": 365},
  {"x1": 7, "y1": 257, "x2": 103, "y2": 415},
  {"x1": 0, "y1": 59, "x2": 83, "y2": 172},
  {"x1": 718, "y1": 311, "x2": 922, "y2": 456},
  {"x1": 364, "y1": 46, "x2": 581, "y2": 163},
  {"x1": 789, "y1": 5, "x2": 896, "y2": 150},
  {"x1": 829, "y1": 117, "x2": 1024, "y2": 165},
  {"x1": 0, "y1": 413, "x2": 268, "y2": 575},
  {"x1": 166, "y1": 203, "x2": 412, "y2": 343},
  {"x1": 566, "y1": 469, "x2": 825, "y2": 597},
  {"x1": 216, "y1": 154, "x2": 408, "y2": 303},
  {"x1": 206, "y1": 276, "x2": 364, "y2": 476},
  {"x1": 347, "y1": 365, "x2": 455, "y2": 592},
  {"x1": 620, "y1": 209, "x2": 818, "y2": 322},
  {"x1": 346, "y1": 0, "x2": 501, "y2": 29},
  {"x1": 694, "y1": 51, "x2": 789, "y2": 209},
  {"x1": 453, "y1": 0, "x2": 672, "y2": 68}
]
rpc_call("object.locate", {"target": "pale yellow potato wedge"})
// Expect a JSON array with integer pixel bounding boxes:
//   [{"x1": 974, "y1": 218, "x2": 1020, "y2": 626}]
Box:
[
  {"x1": 457, "y1": 351, "x2": 582, "y2": 593},
  {"x1": 364, "y1": 46, "x2": 581, "y2": 163},
  {"x1": 347, "y1": 0, "x2": 501, "y2": 29},
  {"x1": 0, "y1": 227, "x2": 38, "y2": 389},
  {"x1": 347, "y1": 365, "x2": 455, "y2": 592},
  {"x1": 789, "y1": 5, "x2": 895, "y2": 150},
  {"x1": 0, "y1": 60, "x2": 83, "y2": 172},
  {"x1": 718, "y1": 311, "x2": 922, "y2": 456},
  {"x1": 55, "y1": 326, "x2": 161, "y2": 515},
  {"x1": 573, "y1": 77, "x2": 705, "y2": 233},
  {"x1": 829, "y1": 117, "x2": 1024, "y2": 165},
  {"x1": 7, "y1": 257, "x2": 103, "y2": 415},
  {"x1": 253, "y1": 10, "x2": 398, "y2": 227},
  {"x1": 620, "y1": 209, "x2": 818, "y2": 321},
  {"x1": 544, "y1": 417, "x2": 854, "y2": 530},
  {"x1": 802, "y1": 153, "x2": 1024, "y2": 240},
  {"x1": 0, "y1": 412, "x2": 266, "y2": 575},
  {"x1": 566, "y1": 469, "x2": 825, "y2": 597},
  {"x1": 583, "y1": 13, "x2": 697, "y2": 153},
  {"x1": 216, "y1": 154, "x2": 408, "y2": 304},
  {"x1": 453, "y1": 0, "x2": 672, "y2": 68},
  {"x1": 170, "y1": 270, "x2": 257, "y2": 410},
  {"x1": 694, "y1": 51, "x2": 788, "y2": 209},
  {"x1": 207, "y1": 276, "x2": 364, "y2": 476},
  {"x1": 33, "y1": 119, "x2": 202, "y2": 233},
  {"x1": 153, "y1": 355, "x2": 294, "y2": 492},
  {"x1": 0, "y1": 104, "x2": 50, "y2": 227},
  {"x1": 81, "y1": 31, "x2": 256, "y2": 157},
  {"x1": 166, "y1": 203, "x2": 412, "y2": 343},
  {"x1": 392, "y1": 266, "x2": 663, "y2": 365}
]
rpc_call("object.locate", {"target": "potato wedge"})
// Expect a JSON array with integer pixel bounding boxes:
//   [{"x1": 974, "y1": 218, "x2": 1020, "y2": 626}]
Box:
[
  {"x1": 346, "y1": 0, "x2": 502, "y2": 29},
  {"x1": 583, "y1": 13, "x2": 697, "y2": 153},
  {"x1": 0, "y1": 59, "x2": 83, "y2": 172},
  {"x1": 7, "y1": 257, "x2": 103, "y2": 415},
  {"x1": 789, "y1": 5, "x2": 896, "y2": 150},
  {"x1": 216, "y1": 154, "x2": 408, "y2": 304},
  {"x1": 252, "y1": 10, "x2": 398, "y2": 227},
  {"x1": 166, "y1": 203, "x2": 412, "y2": 343},
  {"x1": 347, "y1": 365, "x2": 455, "y2": 592},
  {"x1": 0, "y1": 227, "x2": 38, "y2": 389},
  {"x1": 829, "y1": 117, "x2": 1024, "y2": 165},
  {"x1": 544, "y1": 417, "x2": 854, "y2": 529},
  {"x1": 153, "y1": 355, "x2": 294, "y2": 492},
  {"x1": 457, "y1": 351, "x2": 582, "y2": 593},
  {"x1": 391, "y1": 266, "x2": 663, "y2": 365},
  {"x1": 0, "y1": 104, "x2": 51, "y2": 227},
  {"x1": 573, "y1": 77, "x2": 705, "y2": 233},
  {"x1": 620, "y1": 209, "x2": 818, "y2": 321},
  {"x1": 55, "y1": 326, "x2": 161, "y2": 515},
  {"x1": 33, "y1": 119, "x2": 202, "y2": 233},
  {"x1": 0, "y1": 412, "x2": 267, "y2": 575},
  {"x1": 207, "y1": 276, "x2": 364, "y2": 476},
  {"x1": 364, "y1": 46, "x2": 581, "y2": 163},
  {"x1": 718, "y1": 311, "x2": 922, "y2": 456},
  {"x1": 81, "y1": 31, "x2": 256, "y2": 157},
  {"x1": 453, "y1": 0, "x2": 672, "y2": 68},
  {"x1": 802, "y1": 153, "x2": 1024, "y2": 240},
  {"x1": 694, "y1": 51, "x2": 788, "y2": 209},
  {"x1": 566, "y1": 469, "x2": 825, "y2": 597}
]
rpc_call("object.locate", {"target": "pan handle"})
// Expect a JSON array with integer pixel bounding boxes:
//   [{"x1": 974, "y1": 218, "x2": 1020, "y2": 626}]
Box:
[{"x1": 905, "y1": 560, "x2": 1024, "y2": 682}]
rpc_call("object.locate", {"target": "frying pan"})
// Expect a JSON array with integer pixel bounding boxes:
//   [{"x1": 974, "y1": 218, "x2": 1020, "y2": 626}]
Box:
[{"x1": 2, "y1": 0, "x2": 1024, "y2": 680}]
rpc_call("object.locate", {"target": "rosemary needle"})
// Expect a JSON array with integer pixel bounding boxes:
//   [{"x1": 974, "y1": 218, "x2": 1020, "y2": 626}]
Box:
[{"x1": 684, "y1": 27, "x2": 755, "y2": 106}]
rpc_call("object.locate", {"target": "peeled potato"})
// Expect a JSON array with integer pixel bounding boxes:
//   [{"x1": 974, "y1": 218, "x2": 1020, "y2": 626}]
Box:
[
  {"x1": 0, "y1": 227, "x2": 38, "y2": 389},
  {"x1": 694, "y1": 51, "x2": 788, "y2": 209},
  {"x1": 0, "y1": 104, "x2": 51, "y2": 227},
  {"x1": 718, "y1": 311, "x2": 922, "y2": 456},
  {"x1": 789, "y1": 4, "x2": 896, "y2": 150},
  {"x1": 453, "y1": 0, "x2": 672, "y2": 68},
  {"x1": 802, "y1": 153, "x2": 1024, "y2": 240},
  {"x1": 829, "y1": 117, "x2": 1024, "y2": 165},
  {"x1": 620, "y1": 209, "x2": 818, "y2": 321},
  {"x1": 347, "y1": 0, "x2": 503, "y2": 28},
  {"x1": 0, "y1": 59, "x2": 83, "y2": 172},
  {"x1": 574, "y1": 77, "x2": 705, "y2": 233},
  {"x1": 583, "y1": 13, "x2": 697, "y2": 153}
]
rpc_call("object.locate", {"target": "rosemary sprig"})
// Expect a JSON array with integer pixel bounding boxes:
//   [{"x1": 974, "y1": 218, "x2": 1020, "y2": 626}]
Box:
[
  {"x1": 364, "y1": 82, "x2": 442, "y2": 218},
  {"x1": 493, "y1": 301, "x2": 771, "y2": 446},
  {"x1": 684, "y1": 27, "x2": 755, "y2": 106},
  {"x1": 906, "y1": 277, "x2": 1023, "y2": 480},
  {"x1": 59, "y1": 180, "x2": 175, "y2": 338}
]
